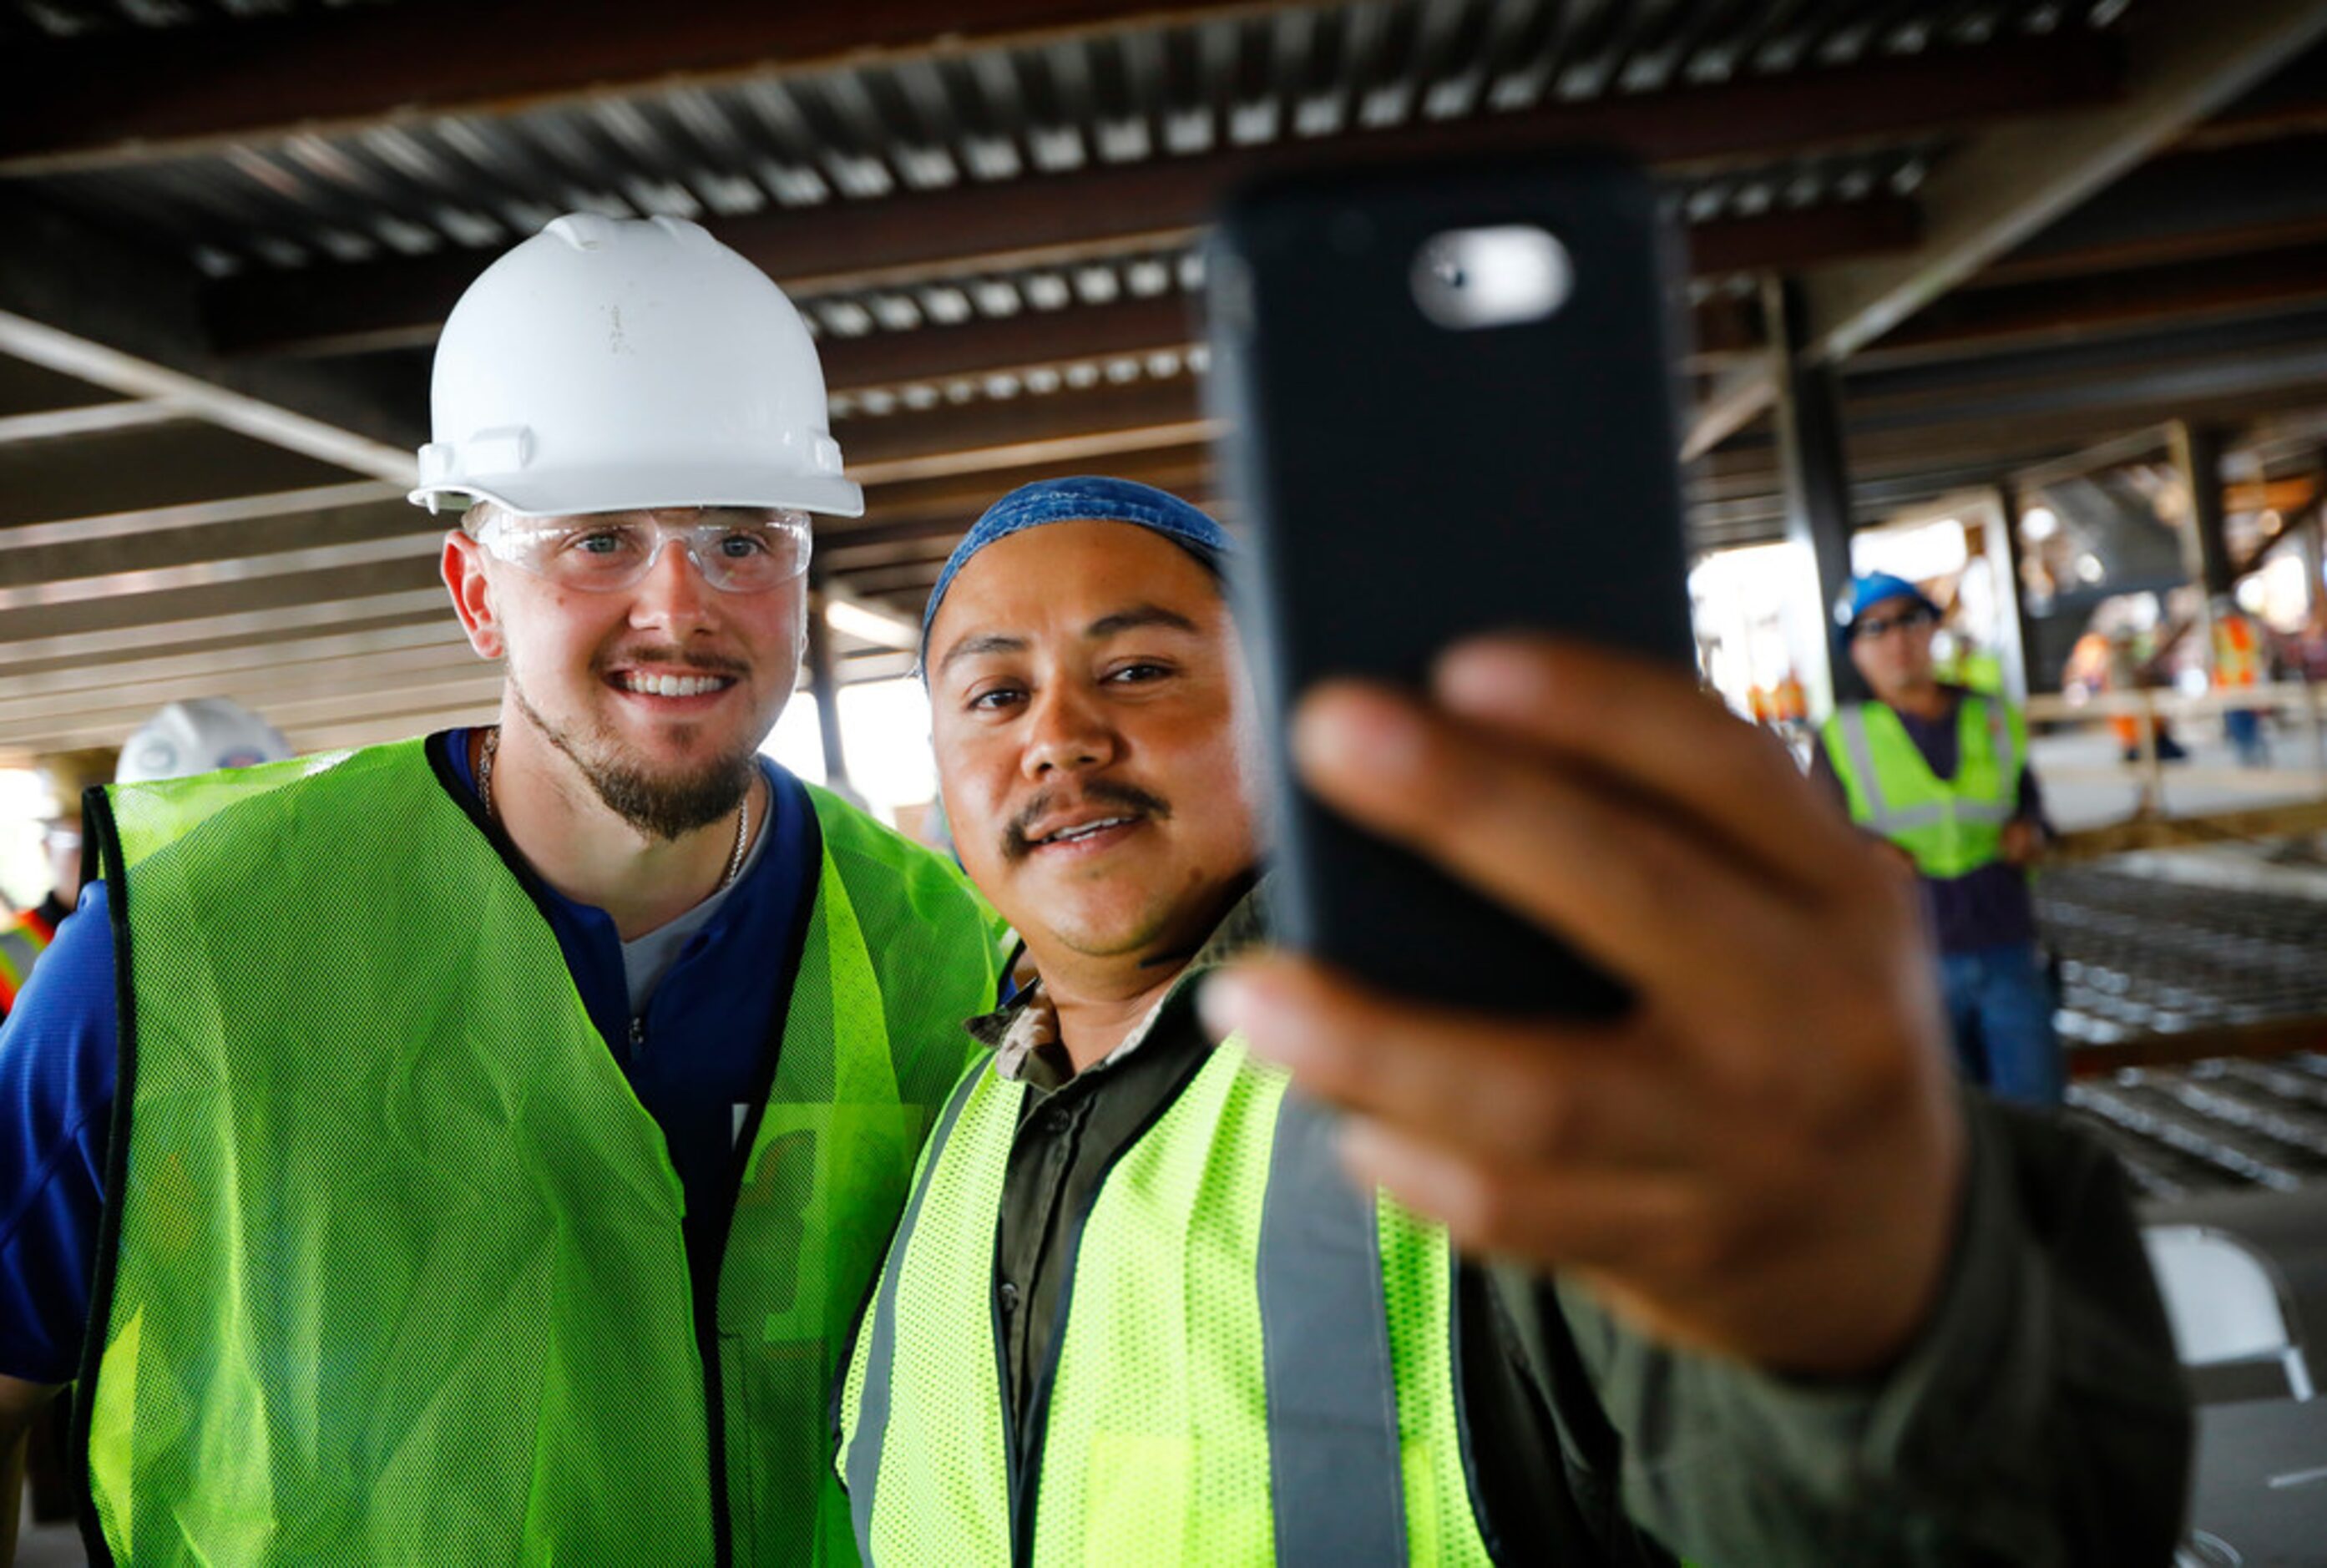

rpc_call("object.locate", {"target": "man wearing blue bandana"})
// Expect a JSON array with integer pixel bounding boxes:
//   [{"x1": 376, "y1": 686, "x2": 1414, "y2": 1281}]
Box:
[{"x1": 835, "y1": 478, "x2": 2188, "y2": 1565}]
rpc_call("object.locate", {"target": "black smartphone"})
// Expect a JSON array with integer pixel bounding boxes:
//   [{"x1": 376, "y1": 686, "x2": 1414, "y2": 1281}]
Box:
[{"x1": 1204, "y1": 151, "x2": 1696, "y2": 1017}]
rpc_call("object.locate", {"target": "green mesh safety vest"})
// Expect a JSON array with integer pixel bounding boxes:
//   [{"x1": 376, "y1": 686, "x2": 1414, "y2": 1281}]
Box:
[
  {"x1": 1819, "y1": 695, "x2": 2027, "y2": 879},
  {"x1": 78, "y1": 740, "x2": 999, "y2": 1566},
  {"x1": 837, "y1": 1038, "x2": 1496, "y2": 1566}
]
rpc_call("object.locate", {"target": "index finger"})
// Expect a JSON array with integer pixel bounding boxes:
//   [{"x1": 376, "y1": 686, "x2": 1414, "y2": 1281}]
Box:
[{"x1": 1429, "y1": 635, "x2": 1867, "y2": 894}]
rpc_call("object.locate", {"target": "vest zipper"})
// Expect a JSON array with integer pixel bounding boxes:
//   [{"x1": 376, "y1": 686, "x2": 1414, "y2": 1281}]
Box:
[{"x1": 629, "y1": 1014, "x2": 645, "y2": 1060}]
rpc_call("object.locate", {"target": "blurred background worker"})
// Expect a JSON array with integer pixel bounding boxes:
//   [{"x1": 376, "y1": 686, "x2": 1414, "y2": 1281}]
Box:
[
  {"x1": 0, "y1": 705, "x2": 288, "y2": 1024},
  {"x1": 2209, "y1": 593, "x2": 2273, "y2": 767},
  {"x1": 0, "y1": 752, "x2": 113, "y2": 1024},
  {"x1": 1814, "y1": 572, "x2": 2063, "y2": 1106},
  {"x1": 8, "y1": 702, "x2": 291, "y2": 1533},
  {"x1": 113, "y1": 697, "x2": 292, "y2": 786},
  {"x1": 2063, "y1": 614, "x2": 2190, "y2": 765},
  {"x1": 0, "y1": 214, "x2": 999, "y2": 1565}
]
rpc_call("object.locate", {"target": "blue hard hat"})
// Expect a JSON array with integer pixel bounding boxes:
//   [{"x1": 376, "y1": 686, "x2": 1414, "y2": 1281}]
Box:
[{"x1": 1837, "y1": 572, "x2": 1938, "y2": 630}]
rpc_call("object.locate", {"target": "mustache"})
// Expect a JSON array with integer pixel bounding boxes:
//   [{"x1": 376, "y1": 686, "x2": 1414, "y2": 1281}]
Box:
[
  {"x1": 1003, "y1": 779, "x2": 1173, "y2": 862},
  {"x1": 594, "y1": 645, "x2": 749, "y2": 678}
]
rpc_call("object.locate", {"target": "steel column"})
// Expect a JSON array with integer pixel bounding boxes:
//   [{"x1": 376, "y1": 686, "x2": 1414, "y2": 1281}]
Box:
[
  {"x1": 805, "y1": 587, "x2": 852, "y2": 794},
  {"x1": 1995, "y1": 483, "x2": 2041, "y2": 699},
  {"x1": 1768, "y1": 277, "x2": 1862, "y2": 711}
]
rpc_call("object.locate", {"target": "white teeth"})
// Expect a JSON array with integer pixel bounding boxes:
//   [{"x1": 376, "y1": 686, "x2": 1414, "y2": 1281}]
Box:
[
  {"x1": 621, "y1": 672, "x2": 726, "y2": 697},
  {"x1": 1047, "y1": 816, "x2": 1133, "y2": 844}
]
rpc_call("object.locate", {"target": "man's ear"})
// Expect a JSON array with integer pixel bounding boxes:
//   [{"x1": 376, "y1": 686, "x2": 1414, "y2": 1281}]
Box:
[{"x1": 443, "y1": 531, "x2": 505, "y2": 660}]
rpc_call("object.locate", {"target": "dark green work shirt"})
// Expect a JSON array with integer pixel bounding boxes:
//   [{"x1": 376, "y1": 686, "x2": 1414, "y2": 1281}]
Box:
[{"x1": 969, "y1": 893, "x2": 2193, "y2": 1565}]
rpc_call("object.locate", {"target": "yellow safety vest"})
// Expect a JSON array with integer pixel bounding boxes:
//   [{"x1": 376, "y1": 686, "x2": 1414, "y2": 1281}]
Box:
[
  {"x1": 79, "y1": 741, "x2": 998, "y2": 1565},
  {"x1": 837, "y1": 1040, "x2": 1496, "y2": 1566},
  {"x1": 1819, "y1": 695, "x2": 2026, "y2": 879}
]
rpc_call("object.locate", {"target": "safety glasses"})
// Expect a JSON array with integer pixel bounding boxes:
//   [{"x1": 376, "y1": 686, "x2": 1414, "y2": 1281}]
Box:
[
  {"x1": 477, "y1": 508, "x2": 812, "y2": 594},
  {"x1": 1850, "y1": 604, "x2": 1936, "y2": 642}
]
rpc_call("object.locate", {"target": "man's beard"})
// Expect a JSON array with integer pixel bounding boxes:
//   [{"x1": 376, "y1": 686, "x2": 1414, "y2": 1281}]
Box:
[{"x1": 509, "y1": 676, "x2": 758, "y2": 842}]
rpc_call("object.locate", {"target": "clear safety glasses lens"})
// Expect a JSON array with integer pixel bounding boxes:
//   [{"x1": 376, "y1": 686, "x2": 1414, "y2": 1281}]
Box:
[
  {"x1": 480, "y1": 509, "x2": 812, "y2": 594},
  {"x1": 1853, "y1": 608, "x2": 1935, "y2": 642}
]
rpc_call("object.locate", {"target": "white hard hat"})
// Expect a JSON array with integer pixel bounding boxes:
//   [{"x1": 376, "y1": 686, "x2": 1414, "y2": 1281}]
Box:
[
  {"x1": 117, "y1": 698, "x2": 294, "y2": 785},
  {"x1": 409, "y1": 213, "x2": 863, "y2": 520}
]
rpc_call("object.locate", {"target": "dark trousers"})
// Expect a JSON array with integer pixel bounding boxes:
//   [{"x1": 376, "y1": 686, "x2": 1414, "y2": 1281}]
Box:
[{"x1": 1939, "y1": 941, "x2": 2064, "y2": 1106}]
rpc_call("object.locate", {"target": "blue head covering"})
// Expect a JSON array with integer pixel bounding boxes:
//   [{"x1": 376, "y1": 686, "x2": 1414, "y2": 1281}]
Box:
[
  {"x1": 919, "y1": 476, "x2": 1233, "y2": 661},
  {"x1": 1838, "y1": 571, "x2": 1938, "y2": 632}
]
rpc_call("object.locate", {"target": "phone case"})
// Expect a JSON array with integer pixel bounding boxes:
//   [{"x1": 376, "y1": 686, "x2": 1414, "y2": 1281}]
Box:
[{"x1": 1206, "y1": 151, "x2": 1696, "y2": 1014}]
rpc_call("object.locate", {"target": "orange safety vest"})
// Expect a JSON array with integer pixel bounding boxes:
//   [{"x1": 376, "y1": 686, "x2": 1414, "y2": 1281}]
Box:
[
  {"x1": 0, "y1": 905, "x2": 57, "y2": 1013},
  {"x1": 2214, "y1": 615, "x2": 2261, "y2": 688}
]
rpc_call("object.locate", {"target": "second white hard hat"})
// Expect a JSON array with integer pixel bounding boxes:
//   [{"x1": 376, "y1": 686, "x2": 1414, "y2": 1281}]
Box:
[
  {"x1": 117, "y1": 699, "x2": 294, "y2": 785},
  {"x1": 409, "y1": 213, "x2": 863, "y2": 521}
]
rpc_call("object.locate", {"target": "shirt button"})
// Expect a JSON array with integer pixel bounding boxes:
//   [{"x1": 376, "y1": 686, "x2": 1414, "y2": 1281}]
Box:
[{"x1": 999, "y1": 1281, "x2": 1020, "y2": 1315}]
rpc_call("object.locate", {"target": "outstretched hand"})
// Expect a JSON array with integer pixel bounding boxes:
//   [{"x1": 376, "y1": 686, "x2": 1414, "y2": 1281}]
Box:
[{"x1": 1202, "y1": 635, "x2": 1967, "y2": 1377}]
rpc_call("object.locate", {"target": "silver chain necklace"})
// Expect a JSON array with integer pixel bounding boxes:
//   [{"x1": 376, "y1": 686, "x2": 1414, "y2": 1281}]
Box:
[{"x1": 478, "y1": 726, "x2": 751, "y2": 893}]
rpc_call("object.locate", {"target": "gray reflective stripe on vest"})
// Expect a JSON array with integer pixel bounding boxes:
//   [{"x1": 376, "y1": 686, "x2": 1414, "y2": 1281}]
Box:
[
  {"x1": 1834, "y1": 707, "x2": 1892, "y2": 824},
  {"x1": 1839, "y1": 701, "x2": 2016, "y2": 834},
  {"x1": 1259, "y1": 1090, "x2": 1409, "y2": 1568},
  {"x1": 1834, "y1": 707, "x2": 1948, "y2": 832},
  {"x1": 846, "y1": 1063, "x2": 989, "y2": 1566}
]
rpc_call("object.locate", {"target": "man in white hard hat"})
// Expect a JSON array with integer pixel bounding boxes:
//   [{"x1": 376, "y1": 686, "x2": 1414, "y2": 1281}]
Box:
[{"x1": 0, "y1": 215, "x2": 999, "y2": 1565}]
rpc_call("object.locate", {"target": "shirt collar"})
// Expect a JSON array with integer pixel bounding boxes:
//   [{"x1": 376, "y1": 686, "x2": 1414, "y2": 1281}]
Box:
[{"x1": 966, "y1": 876, "x2": 1270, "y2": 1088}]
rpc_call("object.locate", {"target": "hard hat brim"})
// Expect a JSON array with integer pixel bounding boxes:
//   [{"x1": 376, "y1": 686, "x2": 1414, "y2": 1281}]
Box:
[{"x1": 409, "y1": 463, "x2": 865, "y2": 521}]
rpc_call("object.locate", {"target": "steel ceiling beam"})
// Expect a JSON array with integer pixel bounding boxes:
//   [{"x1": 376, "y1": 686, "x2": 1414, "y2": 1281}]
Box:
[
  {"x1": 0, "y1": 620, "x2": 469, "y2": 706},
  {"x1": 0, "y1": 0, "x2": 1283, "y2": 177},
  {"x1": 0, "y1": 641, "x2": 490, "y2": 730},
  {"x1": 1, "y1": 481, "x2": 406, "y2": 551},
  {"x1": 0, "y1": 397, "x2": 194, "y2": 447},
  {"x1": 1859, "y1": 236, "x2": 2327, "y2": 367},
  {"x1": 0, "y1": 670, "x2": 509, "y2": 750},
  {"x1": 0, "y1": 591, "x2": 451, "y2": 670},
  {"x1": 0, "y1": 352, "x2": 119, "y2": 418},
  {"x1": 0, "y1": 419, "x2": 367, "y2": 530},
  {"x1": 1982, "y1": 134, "x2": 2327, "y2": 284},
  {"x1": 1681, "y1": 0, "x2": 2327, "y2": 459},
  {"x1": 0, "y1": 557, "x2": 448, "y2": 648},
  {"x1": 200, "y1": 33, "x2": 2102, "y2": 357},
  {"x1": 0, "y1": 197, "x2": 424, "y2": 477},
  {"x1": 840, "y1": 444, "x2": 1212, "y2": 530},
  {"x1": 0, "y1": 532, "x2": 443, "y2": 615},
  {"x1": 805, "y1": 204, "x2": 1887, "y2": 397},
  {"x1": 0, "y1": 500, "x2": 439, "y2": 594}
]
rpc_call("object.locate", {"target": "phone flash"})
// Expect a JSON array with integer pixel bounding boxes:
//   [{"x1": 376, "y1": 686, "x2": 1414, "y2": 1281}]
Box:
[{"x1": 1409, "y1": 225, "x2": 1572, "y2": 331}]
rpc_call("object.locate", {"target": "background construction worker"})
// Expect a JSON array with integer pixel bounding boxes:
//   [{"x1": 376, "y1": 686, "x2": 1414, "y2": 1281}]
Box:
[
  {"x1": 0, "y1": 751, "x2": 113, "y2": 1024},
  {"x1": 837, "y1": 481, "x2": 2188, "y2": 1564},
  {"x1": 2209, "y1": 592, "x2": 2272, "y2": 767},
  {"x1": 1814, "y1": 572, "x2": 2063, "y2": 1106},
  {"x1": 8, "y1": 700, "x2": 292, "y2": 1533},
  {"x1": 0, "y1": 215, "x2": 998, "y2": 1565},
  {"x1": 112, "y1": 696, "x2": 293, "y2": 786}
]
